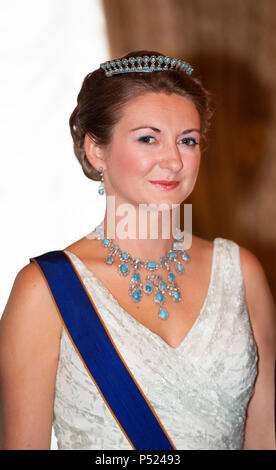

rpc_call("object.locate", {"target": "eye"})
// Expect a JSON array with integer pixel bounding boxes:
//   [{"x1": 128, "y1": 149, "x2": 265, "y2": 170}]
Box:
[
  {"x1": 137, "y1": 135, "x2": 155, "y2": 144},
  {"x1": 179, "y1": 137, "x2": 198, "y2": 146}
]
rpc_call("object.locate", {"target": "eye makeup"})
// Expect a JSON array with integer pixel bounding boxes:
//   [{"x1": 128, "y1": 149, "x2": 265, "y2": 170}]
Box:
[
  {"x1": 136, "y1": 135, "x2": 199, "y2": 146},
  {"x1": 137, "y1": 135, "x2": 155, "y2": 143},
  {"x1": 179, "y1": 137, "x2": 199, "y2": 146}
]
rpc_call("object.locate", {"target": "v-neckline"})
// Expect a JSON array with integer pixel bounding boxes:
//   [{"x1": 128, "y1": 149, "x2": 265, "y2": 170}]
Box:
[{"x1": 63, "y1": 237, "x2": 219, "y2": 351}]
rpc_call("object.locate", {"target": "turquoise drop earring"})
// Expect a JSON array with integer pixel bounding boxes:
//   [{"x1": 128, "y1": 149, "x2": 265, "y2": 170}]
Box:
[{"x1": 98, "y1": 167, "x2": 105, "y2": 195}]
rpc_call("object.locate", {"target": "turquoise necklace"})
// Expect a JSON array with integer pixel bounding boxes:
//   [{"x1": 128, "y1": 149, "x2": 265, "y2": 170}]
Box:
[{"x1": 90, "y1": 222, "x2": 191, "y2": 320}]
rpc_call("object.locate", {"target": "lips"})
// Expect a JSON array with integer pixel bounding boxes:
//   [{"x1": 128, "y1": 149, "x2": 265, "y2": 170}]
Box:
[{"x1": 150, "y1": 180, "x2": 180, "y2": 191}]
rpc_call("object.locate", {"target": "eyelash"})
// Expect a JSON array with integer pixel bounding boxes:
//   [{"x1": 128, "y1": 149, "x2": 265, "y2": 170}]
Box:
[{"x1": 137, "y1": 135, "x2": 198, "y2": 146}]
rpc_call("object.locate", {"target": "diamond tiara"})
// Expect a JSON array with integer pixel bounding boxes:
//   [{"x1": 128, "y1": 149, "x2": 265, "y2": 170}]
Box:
[{"x1": 100, "y1": 55, "x2": 193, "y2": 78}]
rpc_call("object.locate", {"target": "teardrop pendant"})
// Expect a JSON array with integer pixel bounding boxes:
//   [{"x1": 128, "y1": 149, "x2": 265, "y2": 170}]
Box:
[{"x1": 158, "y1": 307, "x2": 169, "y2": 320}]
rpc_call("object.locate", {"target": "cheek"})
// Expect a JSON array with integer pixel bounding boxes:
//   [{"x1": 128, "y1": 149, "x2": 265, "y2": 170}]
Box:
[
  {"x1": 186, "y1": 150, "x2": 201, "y2": 174},
  {"x1": 110, "y1": 143, "x2": 152, "y2": 177}
]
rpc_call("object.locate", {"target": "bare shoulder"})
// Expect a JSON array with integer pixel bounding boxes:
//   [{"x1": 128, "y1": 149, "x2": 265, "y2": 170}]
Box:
[
  {"x1": 239, "y1": 245, "x2": 276, "y2": 348},
  {"x1": 0, "y1": 260, "x2": 63, "y2": 354},
  {"x1": 239, "y1": 245, "x2": 275, "y2": 311},
  {"x1": 239, "y1": 245, "x2": 267, "y2": 282}
]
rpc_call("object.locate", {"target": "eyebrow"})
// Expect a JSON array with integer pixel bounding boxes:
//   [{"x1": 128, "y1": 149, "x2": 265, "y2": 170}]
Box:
[{"x1": 130, "y1": 126, "x2": 201, "y2": 134}]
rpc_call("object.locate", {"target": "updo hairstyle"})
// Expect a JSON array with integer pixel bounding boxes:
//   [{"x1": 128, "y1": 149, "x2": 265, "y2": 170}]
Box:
[{"x1": 69, "y1": 49, "x2": 212, "y2": 181}]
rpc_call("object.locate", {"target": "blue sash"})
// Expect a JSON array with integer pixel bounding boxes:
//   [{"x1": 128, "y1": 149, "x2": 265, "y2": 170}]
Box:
[{"x1": 30, "y1": 250, "x2": 176, "y2": 451}]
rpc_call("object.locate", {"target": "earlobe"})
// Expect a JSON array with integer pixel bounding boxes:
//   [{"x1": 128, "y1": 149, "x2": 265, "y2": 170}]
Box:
[{"x1": 84, "y1": 134, "x2": 104, "y2": 170}]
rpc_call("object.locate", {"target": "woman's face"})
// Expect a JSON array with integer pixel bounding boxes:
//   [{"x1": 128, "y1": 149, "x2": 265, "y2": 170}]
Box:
[{"x1": 101, "y1": 91, "x2": 201, "y2": 208}]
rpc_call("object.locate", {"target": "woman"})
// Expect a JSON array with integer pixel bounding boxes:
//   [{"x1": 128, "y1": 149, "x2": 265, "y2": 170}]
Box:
[{"x1": 0, "y1": 50, "x2": 275, "y2": 450}]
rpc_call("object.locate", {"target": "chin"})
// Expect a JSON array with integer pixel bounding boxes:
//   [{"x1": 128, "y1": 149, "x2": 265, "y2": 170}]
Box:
[{"x1": 145, "y1": 196, "x2": 183, "y2": 208}]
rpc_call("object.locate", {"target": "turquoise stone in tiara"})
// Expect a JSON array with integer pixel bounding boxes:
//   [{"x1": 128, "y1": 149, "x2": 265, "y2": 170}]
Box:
[{"x1": 100, "y1": 55, "x2": 193, "y2": 77}]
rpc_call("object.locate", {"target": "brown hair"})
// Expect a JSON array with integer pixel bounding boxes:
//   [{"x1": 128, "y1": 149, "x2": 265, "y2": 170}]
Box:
[{"x1": 69, "y1": 49, "x2": 212, "y2": 181}]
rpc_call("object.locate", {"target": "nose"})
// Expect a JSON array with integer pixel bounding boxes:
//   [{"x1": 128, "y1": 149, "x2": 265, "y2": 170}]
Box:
[{"x1": 158, "y1": 141, "x2": 183, "y2": 172}]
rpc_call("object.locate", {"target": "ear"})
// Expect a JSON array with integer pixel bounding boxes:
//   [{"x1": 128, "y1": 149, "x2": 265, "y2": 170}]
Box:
[{"x1": 84, "y1": 134, "x2": 106, "y2": 171}]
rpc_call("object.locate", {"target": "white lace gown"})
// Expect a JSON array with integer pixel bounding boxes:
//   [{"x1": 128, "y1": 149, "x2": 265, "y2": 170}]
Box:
[{"x1": 52, "y1": 237, "x2": 258, "y2": 450}]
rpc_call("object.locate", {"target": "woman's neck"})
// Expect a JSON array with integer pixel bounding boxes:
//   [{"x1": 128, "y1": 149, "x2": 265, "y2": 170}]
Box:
[{"x1": 101, "y1": 212, "x2": 179, "y2": 261}]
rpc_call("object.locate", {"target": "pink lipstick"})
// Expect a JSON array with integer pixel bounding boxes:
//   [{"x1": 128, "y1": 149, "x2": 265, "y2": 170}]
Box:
[{"x1": 150, "y1": 181, "x2": 180, "y2": 191}]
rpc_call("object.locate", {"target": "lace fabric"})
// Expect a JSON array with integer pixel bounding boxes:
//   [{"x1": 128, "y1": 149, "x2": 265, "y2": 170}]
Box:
[{"x1": 52, "y1": 237, "x2": 258, "y2": 450}]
